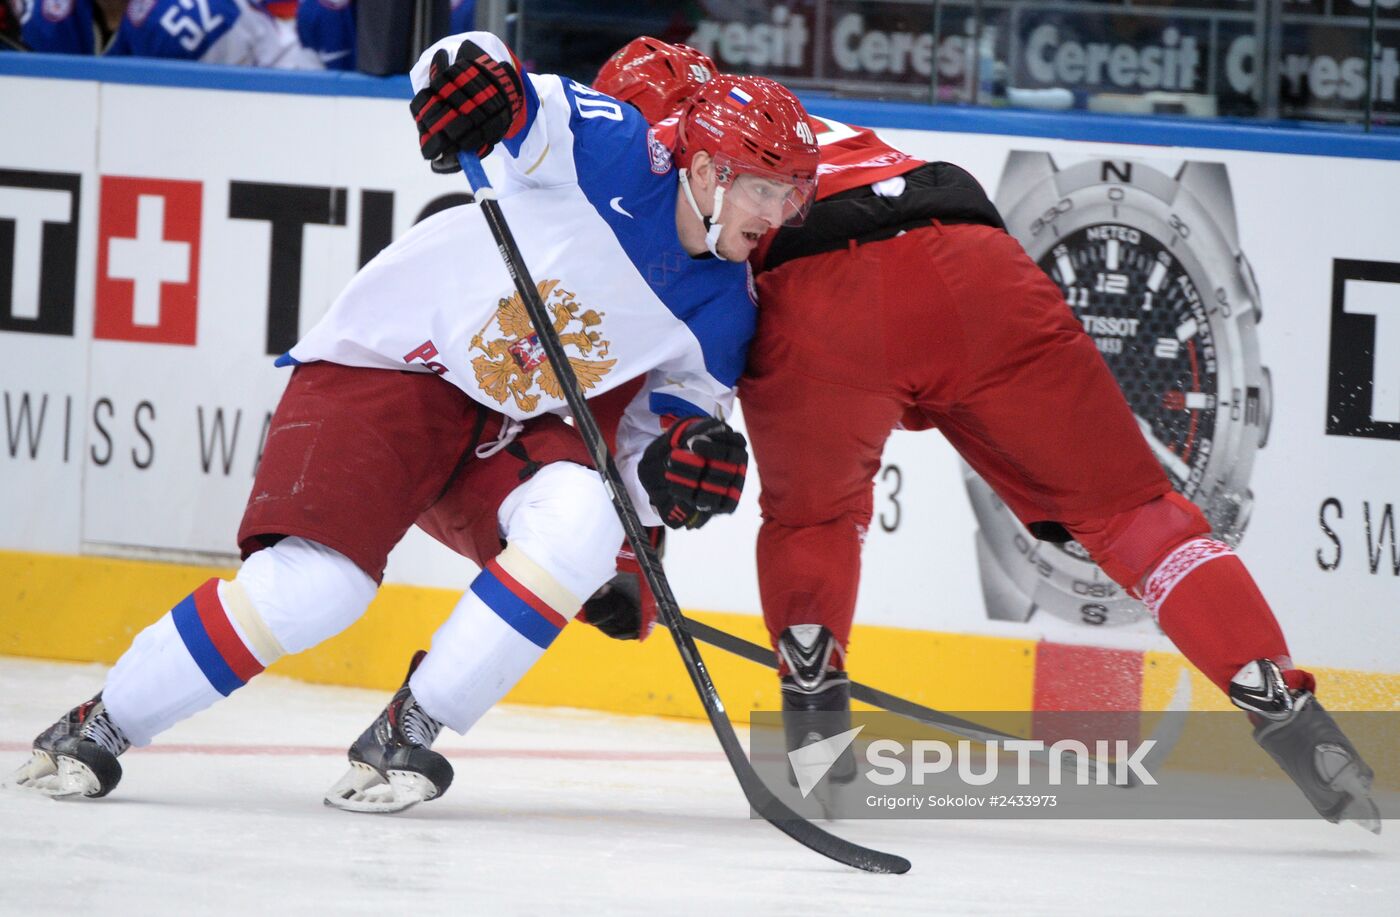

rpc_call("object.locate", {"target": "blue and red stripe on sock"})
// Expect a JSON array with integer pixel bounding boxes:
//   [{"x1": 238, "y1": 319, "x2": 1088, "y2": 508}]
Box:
[
  {"x1": 470, "y1": 558, "x2": 569, "y2": 650},
  {"x1": 171, "y1": 579, "x2": 265, "y2": 696}
]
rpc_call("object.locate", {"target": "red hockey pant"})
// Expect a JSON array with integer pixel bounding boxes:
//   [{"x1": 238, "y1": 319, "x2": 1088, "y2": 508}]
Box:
[{"x1": 742, "y1": 223, "x2": 1294, "y2": 692}]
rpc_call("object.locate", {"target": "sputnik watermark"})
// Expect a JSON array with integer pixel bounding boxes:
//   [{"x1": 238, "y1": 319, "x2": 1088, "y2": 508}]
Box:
[
  {"x1": 865, "y1": 738, "x2": 1158, "y2": 787},
  {"x1": 866, "y1": 794, "x2": 1060, "y2": 810},
  {"x1": 755, "y1": 710, "x2": 1397, "y2": 821},
  {"x1": 787, "y1": 727, "x2": 1157, "y2": 800},
  {"x1": 788, "y1": 726, "x2": 864, "y2": 798}
]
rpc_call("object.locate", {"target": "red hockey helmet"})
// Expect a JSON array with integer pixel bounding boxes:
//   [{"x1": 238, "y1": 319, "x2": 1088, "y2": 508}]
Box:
[
  {"x1": 674, "y1": 74, "x2": 820, "y2": 234},
  {"x1": 594, "y1": 36, "x2": 717, "y2": 123}
]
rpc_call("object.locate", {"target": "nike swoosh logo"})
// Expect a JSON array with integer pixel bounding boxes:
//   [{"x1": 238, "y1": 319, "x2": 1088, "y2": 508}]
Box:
[
  {"x1": 609, "y1": 197, "x2": 633, "y2": 218},
  {"x1": 320, "y1": 50, "x2": 353, "y2": 63}
]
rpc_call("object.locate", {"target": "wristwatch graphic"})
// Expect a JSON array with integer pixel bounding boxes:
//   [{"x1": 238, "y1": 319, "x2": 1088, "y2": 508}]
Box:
[{"x1": 966, "y1": 153, "x2": 1272, "y2": 627}]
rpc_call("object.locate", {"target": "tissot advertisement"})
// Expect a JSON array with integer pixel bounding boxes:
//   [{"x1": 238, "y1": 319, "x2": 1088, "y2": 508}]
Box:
[{"x1": 968, "y1": 153, "x2": 1270, "y2": 628}]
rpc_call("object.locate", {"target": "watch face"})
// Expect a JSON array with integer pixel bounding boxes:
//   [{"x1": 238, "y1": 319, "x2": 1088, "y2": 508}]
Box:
[
  {"x1": 970, "y1": 154, "x2": 1267, "y2": 629},
  {"x1": 1038, "y1": 223, "x2": 1218, "y2": 502}
]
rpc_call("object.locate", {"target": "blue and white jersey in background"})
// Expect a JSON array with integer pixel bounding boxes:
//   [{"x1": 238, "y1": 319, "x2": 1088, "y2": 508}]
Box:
[
  {"x1": 19, "y1": 0, "x2": 99, "y2": 55},
  {"x1": 108, "y1": 0, "x2": 322, "y2": 68},
  {"x1": 293, "y1": 0, "x2": 352, "y2": 70},
  {"x1": 296, "y1": 0, "x2": 474, "y2": 72},
  {"x1": 449, "y1": 0, "x2": 475, "y2": 34},
  {"x1": 288, "y1": 31, "x2": 756, "y2": 524}
]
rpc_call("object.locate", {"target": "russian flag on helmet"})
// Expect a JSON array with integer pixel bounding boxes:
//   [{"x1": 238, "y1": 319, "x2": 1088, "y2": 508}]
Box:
[{"x1": 725, "y1": 86, "x2": 753, "y2": 109}]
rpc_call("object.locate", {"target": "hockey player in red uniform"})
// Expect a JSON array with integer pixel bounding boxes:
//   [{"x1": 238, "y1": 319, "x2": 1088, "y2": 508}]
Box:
[
  {"x1": 7, "y1": 33, "x2": 818, "y2": 813},
  {"x1": 591, "y1": 37, "x2": 1380, "y2": 832}
]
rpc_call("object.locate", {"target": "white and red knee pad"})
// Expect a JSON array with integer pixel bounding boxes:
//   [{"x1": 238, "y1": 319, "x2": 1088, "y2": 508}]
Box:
[
  {"x1": 409, "y1": 462, "x2": 621, "y2": 733},
  {"x1": 103, "y1": 536, "x2": 377, "y2": 746}
]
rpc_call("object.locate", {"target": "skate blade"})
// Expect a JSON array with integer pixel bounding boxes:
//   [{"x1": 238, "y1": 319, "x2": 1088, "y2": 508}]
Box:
[
  {"x1": 1342, "y1": 799, "x2": 1383, "y2": 835},
  {"x1": 323, "y1": 762, "x2": 437, "y2": 814},
  {"x1": 1332, "y1": 769, "x2": 1383, "y2": 835},
  {"x1": 54, "y1": 756, "x2": 104, "y2": 798},
  {"x1": 812, "y1": 778, "x2": 855, "y2": 822},
  {"x1": 5, "y1": 751, "x2": 100, "y2": 798},
  {"x1": 4, "y1": 750, "x2": 57, "y2": 793}
]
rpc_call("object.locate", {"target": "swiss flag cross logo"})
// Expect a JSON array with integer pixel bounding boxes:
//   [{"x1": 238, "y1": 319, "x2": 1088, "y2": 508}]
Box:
[{"x1": 95, "y1": 176, "x2": 202, "y2": 345}]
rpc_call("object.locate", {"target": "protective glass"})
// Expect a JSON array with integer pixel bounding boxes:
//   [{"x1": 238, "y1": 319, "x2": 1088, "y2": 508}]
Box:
[{"x1": 714, "y1": 154, "x2": 817, "y2": 227}]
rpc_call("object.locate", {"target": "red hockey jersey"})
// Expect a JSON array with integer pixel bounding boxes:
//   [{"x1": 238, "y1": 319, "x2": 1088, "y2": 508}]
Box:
[{"x1": 806, "y1": 114, "x2": 924, "y2": 200}]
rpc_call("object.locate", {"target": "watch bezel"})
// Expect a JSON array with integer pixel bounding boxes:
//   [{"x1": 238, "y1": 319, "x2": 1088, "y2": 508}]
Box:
[{"x1": 966, "y1": 154, "x2": 1271, "y2": 627}]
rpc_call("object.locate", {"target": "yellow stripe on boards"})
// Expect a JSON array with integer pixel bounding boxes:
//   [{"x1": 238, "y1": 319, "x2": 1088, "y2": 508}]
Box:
[
  {"x1": 1, "y1": 550, "x2": 1392, "y2": 732},
  {"x1": 0, "y1": 549, "x2": 1036, "y2": 720}
]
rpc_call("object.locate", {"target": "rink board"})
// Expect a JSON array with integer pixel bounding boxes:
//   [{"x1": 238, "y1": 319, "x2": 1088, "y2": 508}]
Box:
[
  {"x1": 4, "y1": 549, "x2": 1397, "y2": 722},
  {"x1": 2, "y1": 56, "x2": 1399, "y2": 719}
]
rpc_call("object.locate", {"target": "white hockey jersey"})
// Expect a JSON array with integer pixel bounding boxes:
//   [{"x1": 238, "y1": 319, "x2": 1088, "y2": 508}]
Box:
[{"x1": 284, "y1": 33, "x2": 757, "y2": 524}]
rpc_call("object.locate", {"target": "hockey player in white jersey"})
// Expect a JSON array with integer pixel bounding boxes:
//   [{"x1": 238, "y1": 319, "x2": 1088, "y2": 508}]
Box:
[{"x1": 7, "y1": 32, "x2": 819, "y2": 810}]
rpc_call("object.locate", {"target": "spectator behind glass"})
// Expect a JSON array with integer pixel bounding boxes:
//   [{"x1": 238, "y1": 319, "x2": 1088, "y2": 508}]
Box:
[
  {"x1": 2, "y1": 0, "x2": 23, "y2": 50},
  {"x1": 297, "y1": 0, "x2": 474, "y2": 72},
  {"x1": 107, "y1": 0, "x2": 322, "y2": 67},
  {"x1": 19, "y1": 0, "x2": 318, "y2": 66},
  {"x1": 19, "y1": 0, "x2": 124, "y2": 54}
]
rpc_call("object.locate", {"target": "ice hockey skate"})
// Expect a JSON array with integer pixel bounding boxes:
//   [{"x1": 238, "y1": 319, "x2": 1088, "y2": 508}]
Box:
[
  {"x1": 779, "y1": 625, "x2": 857, "y2": 818},
  {"x1": 6, "y1": 694, "x2": 130, "y2": 799},
  {"x1": 324, "y1": 651, "x2": 453, "y2": 814},
  {"x1": 1230, "y1": 659, "x2": 1381, "y2": 834}
]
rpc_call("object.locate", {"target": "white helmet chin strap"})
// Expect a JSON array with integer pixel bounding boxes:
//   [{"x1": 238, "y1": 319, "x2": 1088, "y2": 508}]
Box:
[{"x1": 680, "y1": 167, "x2": 731, "y2": 260}]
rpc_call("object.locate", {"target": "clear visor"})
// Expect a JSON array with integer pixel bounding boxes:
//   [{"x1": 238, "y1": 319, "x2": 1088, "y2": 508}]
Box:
[{"x1": 714, "y1": 154, "x2": 817, "y2": 228}]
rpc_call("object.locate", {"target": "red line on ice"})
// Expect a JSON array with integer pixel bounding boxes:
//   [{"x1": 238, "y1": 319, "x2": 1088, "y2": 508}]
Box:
[{"x1": 0, "y1": 740, "x2": 723, "y2": 762}]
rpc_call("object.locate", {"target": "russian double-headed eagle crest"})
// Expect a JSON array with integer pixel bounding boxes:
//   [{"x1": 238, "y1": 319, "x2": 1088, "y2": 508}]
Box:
[{"x1": 471, "y1": 279, "x2": 616, "y2": 413}]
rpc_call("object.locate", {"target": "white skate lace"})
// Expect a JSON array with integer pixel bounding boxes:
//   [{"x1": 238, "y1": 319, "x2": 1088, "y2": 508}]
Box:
[
  {"x1": 402, "y1": 703, "x2": 443, "y2": 749},
  {"x1": 83, "y1": 710, "x2": 132, "y2": 756}
]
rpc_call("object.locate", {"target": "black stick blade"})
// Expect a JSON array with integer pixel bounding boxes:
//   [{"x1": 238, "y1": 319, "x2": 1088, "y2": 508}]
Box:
[{"x1": 750, "y1": 783, "x2": 912, "y2": 874}]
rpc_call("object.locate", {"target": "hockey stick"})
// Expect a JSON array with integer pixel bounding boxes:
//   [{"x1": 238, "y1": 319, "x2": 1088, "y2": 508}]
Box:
[
  {"x1": 672, "y1": 613, "x2": 1190, "y2": 786},
  {"x1": 672, "y1": 614, "x2": 1021, "y2": 746},
  {"x1": 457, "y1": 152, "x2": 910, "y2": 875}
]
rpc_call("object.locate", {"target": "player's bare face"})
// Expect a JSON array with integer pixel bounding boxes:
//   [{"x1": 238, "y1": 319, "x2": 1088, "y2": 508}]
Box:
[
  {"x1": 713, "y1": 218, "x2": 769, "y2": 261},
  {"x1": 717, "y1": 174, "x2": 807, "y2": 260},
  {"x1": 676, "y1": 155, "x2": 813, "y2": 261}
]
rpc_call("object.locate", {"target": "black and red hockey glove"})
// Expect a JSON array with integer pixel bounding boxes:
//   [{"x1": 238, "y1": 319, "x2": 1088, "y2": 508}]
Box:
[
  {"x1": 410, "y1": 40, "x2": 525, "y2": 173},
  {"x1": 579, "y1": 528, "x2": 664, "y2": 641},
  {"x1": 638, "y1": 416, "x2": 747, "y2": 530}
]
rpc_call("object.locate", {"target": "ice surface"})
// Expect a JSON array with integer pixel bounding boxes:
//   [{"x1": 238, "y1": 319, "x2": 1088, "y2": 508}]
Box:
[{"x1": 1, "y1": 657, "x2": 1394, "y2": 916}]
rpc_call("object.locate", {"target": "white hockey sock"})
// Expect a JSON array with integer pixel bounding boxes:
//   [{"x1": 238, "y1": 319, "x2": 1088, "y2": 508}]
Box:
[
  {"x1": 411, "y1": 462, "x2": 621, "y2": 734},
  {"x1": 103, "y1": 537, "x2": 376, "y2": 746},
  {"x1": 410, "y1": 544, "x2": 577, "y2": 734},
  {"x1": 103, "y1": 612, "x2": 225, "y2": 749}
]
